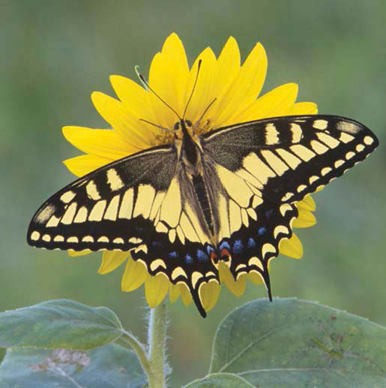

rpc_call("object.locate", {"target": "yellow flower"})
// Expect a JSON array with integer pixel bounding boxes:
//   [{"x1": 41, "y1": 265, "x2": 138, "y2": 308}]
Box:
[{"x1": 64, "y1": 33, "x2": 318, "y2": 313}]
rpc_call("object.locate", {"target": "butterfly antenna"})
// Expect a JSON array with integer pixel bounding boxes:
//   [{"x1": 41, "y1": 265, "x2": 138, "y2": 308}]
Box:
[
  {"x1": 197, "y1": 97, "x2": 217, "y2": 124},
  {"x1": 136, "y1": 67, "x2": 181, "y2": 121},
  {"x1": 140, "y1": 118, "x2": 174, "y2": 133},
  {"x1": 183, "y1": 59, "x2": 202, "y2": 120}
]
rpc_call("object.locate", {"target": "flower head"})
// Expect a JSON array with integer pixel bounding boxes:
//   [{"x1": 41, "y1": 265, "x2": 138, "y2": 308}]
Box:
[{"x1": 64, "y1": 33, "x2": 318, "y2": 313}]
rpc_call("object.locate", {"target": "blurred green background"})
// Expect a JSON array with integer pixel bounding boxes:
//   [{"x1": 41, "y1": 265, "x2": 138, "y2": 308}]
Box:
[{"x1": 1, "y1": 0, "x2": 385, "y2": 386}]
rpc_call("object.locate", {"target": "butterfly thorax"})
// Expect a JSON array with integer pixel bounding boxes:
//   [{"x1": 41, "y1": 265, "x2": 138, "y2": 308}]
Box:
[{"x1": 175, "y1": 119, "x2": 203, "y2": 176}]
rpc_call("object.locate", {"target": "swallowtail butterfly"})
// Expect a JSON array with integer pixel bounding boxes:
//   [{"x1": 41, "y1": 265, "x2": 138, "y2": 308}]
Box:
[{"x1": 27, "y1": 114, "x2": 378, "y2": 317}]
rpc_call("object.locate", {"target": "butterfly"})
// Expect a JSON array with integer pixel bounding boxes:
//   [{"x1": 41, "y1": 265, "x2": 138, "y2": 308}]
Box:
[{"x1": 27, "y1": 114, "x2": 378, "y2": 317}]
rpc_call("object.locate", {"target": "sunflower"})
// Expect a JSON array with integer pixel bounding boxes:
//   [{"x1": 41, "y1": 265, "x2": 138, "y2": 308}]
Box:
[{"x1": 63, "y1": 33, "x2": 318, "y2": 313}]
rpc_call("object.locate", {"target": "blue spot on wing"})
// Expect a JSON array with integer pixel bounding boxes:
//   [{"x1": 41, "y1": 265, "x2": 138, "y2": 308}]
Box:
[
  {"x1": 168, "y1": 251, "x2": 179, "y2": 259},
  {"x1": 185, "y1": 254, "x2": 193, "y2": 264},
  {"x1": 233, "y1": 240, "x2": 243, "y2": 254},
  {"x1": 197, "y1": 249, "x2": 209, "y2": 263},
  {"x1": 258, "y1": 227, "x2": 267, "y2": 236},
  {"x1": 219, "y1": 241, "x2": 231, "y2": 251},
  {"x1": 206, "y1": 245, "x2": 215, "y2": 256},
  {"x1": 248, "y1": 237, "x2": 256, "y2": 248}
]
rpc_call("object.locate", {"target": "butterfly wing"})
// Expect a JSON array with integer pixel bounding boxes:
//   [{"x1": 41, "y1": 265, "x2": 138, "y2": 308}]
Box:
[
  {"x1": 201, "y1": 115, "x2": 379, "y2": 294},
  {"x1": 28, "y1": 143, "x2": 219, "y2": 317},
  {"x1": 27, "y1": 145, "x2": 179, "y2": 252}
]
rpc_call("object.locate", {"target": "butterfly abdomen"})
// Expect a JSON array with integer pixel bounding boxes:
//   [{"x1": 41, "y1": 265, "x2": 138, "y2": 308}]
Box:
[{"x1": 192, "y1": 174, "x2": 215, "y2": 236}]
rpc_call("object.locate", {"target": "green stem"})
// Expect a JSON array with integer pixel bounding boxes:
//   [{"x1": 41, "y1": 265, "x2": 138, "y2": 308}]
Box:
[
  {"x1": 147, "y1": 302, "x2": 168, "y2": 388},
  {"x1": 120, "y1": 330, "x2": 152, "y2": 379}
]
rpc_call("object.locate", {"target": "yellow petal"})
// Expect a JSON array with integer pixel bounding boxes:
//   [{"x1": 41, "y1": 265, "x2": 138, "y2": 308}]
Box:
[
  {"x1": 63, "y1": 154, "x2": 113, "y2": 177},
  {"x1": 297, "y1": 195, "x2": 316, "y2": 211},
  {"x1": 279, "y1": 233, "x2": 303, "y2": 259},
  {"x1": 67, "y1": 249, "x2": 92, "y2": 257},
  {"x1": 214, "y1": 37, "x2": 240, "y2": 101},
  {"x1": 147, "y1": 53, "x2": 174, "y2": 129},
  {"x1": 92, "y1": 92, "x2": 157, "y2": 149},
  {"x1": 109, "y1": 76, "x2": 156, "y2": 123},
  {"x1": 219, "y1": 262, "x2": 247, "y2": 297},
  {"x1": 248, "y1": 271, "x2": 264, "y2": 285},
  {"x1": 289, "y1": 102, "x2": 318, "y2": 115},
  {"x1": 199, "y1": 280, "x2": 221, "y2": 312},
  {"x1": 169, "y1": 283, "x2": 181, "y2": 303},
  {"x1": 179, "y1": 283, "x2": 193, "y2": 306},
  {"x1": 145, "y1": 273, "x2": 170, "y2": 308},
  {"x1": 98, "y1": 251, "x2": 129, "y2": 274},
  {"x1": 213, "y1": 42, "x2": 267, "y2": 128},
  {"x1": 63, "y1": 126, "x2": 135, "y2": 160},
  {"x1": 160, "y1": 33, "x2": 190, "y2": 114},
  {"x1": 235, "y1": 83, "x2": 298, "y2": 123},
  {"x1": 121, "y1": 258, "x2": 149, "y2": 292},
  {"x1": 185, "y1": 47, "x2": 218, "y2": 124},
  {"x1": 293, "y1": 208, "x2": 317, "y2": 228},
  {"x1": 147, "y1": 34, "x2": 190, "y2": 129}
]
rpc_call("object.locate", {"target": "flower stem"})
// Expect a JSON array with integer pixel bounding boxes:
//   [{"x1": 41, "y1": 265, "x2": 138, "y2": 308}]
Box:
[
  {"x1": 120, "y1": 330, "x2": 152, "y2": 379},
  {"x1": 147, "y1": 302, "x2": 168, "y2": 388}
]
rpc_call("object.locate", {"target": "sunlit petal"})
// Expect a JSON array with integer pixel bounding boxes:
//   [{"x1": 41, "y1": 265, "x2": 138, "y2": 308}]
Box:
[
  {"x1": 121, "y1": 258, "x2": 149, "y2": 292},
  {"x1": 235, "y1": 83, "x2": 298, "y2": 123},
  {"x1": 179, "y1": 283, "x2": 193, "y2": 306},
  {"x1": 63, "y1": 154, "x2": 113, "y2": 177},
  {"x1": 98, "y1": 251, "x2": 129, "y2": 274},
  {"x1": 279, "y1": 233, "x2": 303, "y2": 259},
  {"x1": 213, "y1": 37, "x2": 240, "y2": 103},
  {"x1": 297, "y1": 195, "x2": 316, "y2": 211},
  {"x1": 185, "y1": 47, "x2": 218, "y2": 123},
  {"x1": 248, "y1": 271, "x2": 264, "y2": 285},
  {"x1": 219, "y1": 262, "x2": 247, "y2": 297},
  {"x1": 110, "y1": 76, "x2": 157, "y2": 124},
  {"x1": 289, "y1": 102, "x2": 318, "y2": 115},
  {"x1": 145, "y1": 273, "x2": 170, "y2": 308},
  {"x1": 63, "y1": 126, "x2": 136, "y2": 160},
  {"x1": 92, "y1": 92, "x2": 158, "y2": 149},
  {"x1": 293, "y1": 208, "x2": 317, "y2": 228},
  {"x1": 213, "y1": 42, "x2": 267, "y2": 128},
  {"x1": 67, "y1": 249, "x2": 92, "y2": 257},
  {"x1": 199, "y1": 280, "x2": 221, "y2": 312},
  {"x1": 169, "y1": 283, "x2": 181, "y2": 303}
]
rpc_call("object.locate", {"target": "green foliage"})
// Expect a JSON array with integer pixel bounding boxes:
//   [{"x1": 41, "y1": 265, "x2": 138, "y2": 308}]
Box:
[
  {"x1": 0, "y1": 344, "x2": 145, "y2": 388},
  {"x1": 210, "y1": 298, "x2": 386, "y2": 387},
  {"x1": 0, "y1": 300, "x2": 123, "y2": 350},
  {"x1": 184, "y1": 373, "x2": 254, "y2": 387},
  {"x1": 0, "y1": 298, "x2": 385, "y2": 387}
]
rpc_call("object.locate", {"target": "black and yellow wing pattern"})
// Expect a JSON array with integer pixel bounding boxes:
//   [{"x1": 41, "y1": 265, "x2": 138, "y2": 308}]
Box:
[{"x1": 28, "y1": 115, "x2": 378, "y2": 316}]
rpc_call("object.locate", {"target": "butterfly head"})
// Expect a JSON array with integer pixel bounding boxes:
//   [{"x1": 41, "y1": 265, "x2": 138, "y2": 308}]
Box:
[{"x1": 174, "y1": 119, "x2": 193, "y2": 139}]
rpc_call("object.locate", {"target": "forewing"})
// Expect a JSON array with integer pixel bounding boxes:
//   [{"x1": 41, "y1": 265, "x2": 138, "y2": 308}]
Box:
[
  {"x1": 202, "y1": 115, "x2": 379, "y2": 204},
  {"x1": 27, "y1": 145, "x2": 178, "y2": 252}
]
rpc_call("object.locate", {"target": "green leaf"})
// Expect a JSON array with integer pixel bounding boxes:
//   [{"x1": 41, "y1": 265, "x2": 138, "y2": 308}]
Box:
[
  {"x1": 210, "y1": 298, "x2": 386, "y2": 387},
  {"x1": 0, "y1": 343, "x2": 146, "y2": 388},
  {"x1": 184, "y1": 373, "x2": 254, "y2": 387},
  {"x1": 0, "y1": 300, "x2": 123, "y2": 350}
]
